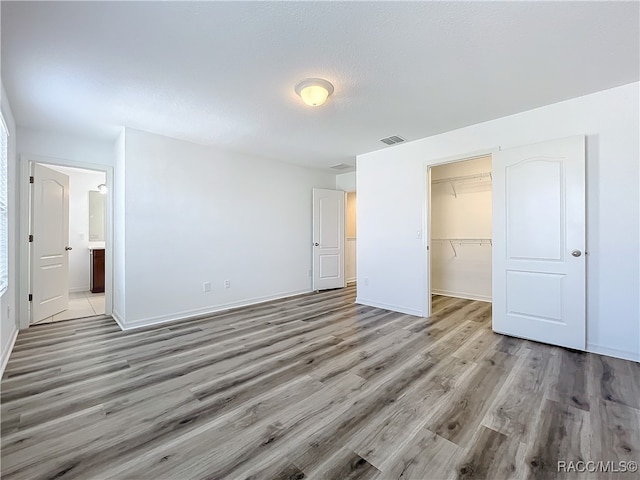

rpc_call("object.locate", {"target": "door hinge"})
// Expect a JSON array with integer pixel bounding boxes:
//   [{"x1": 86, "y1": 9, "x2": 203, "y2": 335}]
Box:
[
  {"x1": 29, "y1": 176, "x2": 34, "y2": 184},
  {"x1": 28, "y1": 294, "x2": 33, "y2": 302},
  {"x1": 28, "y1": 234, "x2": 33, "y2": 242}
]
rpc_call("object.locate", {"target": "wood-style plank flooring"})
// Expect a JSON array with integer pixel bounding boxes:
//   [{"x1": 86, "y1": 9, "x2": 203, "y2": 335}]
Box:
[{"x1": 1, "y1": 286, "x2": 639, "y2": 479}]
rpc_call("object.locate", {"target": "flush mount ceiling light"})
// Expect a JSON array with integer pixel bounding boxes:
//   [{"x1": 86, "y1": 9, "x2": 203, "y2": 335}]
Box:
[
  {"x1": 295, "y1": 78, "x2": 334, "y2": 107},
  {"x1": 97, "y1": 183, "x2": 107, "y2": 194}
]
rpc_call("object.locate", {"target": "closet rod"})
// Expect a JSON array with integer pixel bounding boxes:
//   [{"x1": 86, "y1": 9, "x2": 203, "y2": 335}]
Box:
[
  {"x1": 431, "y1": 172, "x2": 492, "y2": 185},
  {"x1": 431, "y1": 238, "x2": 492, "y2": 257},
  {"x1": 432, "y1": 172, "x2": 492, "y2": 198}
]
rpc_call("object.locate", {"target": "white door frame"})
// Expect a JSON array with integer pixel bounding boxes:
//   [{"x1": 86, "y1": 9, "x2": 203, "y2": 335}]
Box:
[
  {"x1": 422, "y1": 148, "x2": 497, "y2": 317},
  {"x1": 19, "y1": 154, "x2": 114, "y2": 330}
]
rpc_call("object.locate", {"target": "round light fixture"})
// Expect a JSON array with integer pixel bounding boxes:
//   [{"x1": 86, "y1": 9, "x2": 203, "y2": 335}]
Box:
[{"x1": 295, "y1": 78, "x2": 334, "y2": 107}]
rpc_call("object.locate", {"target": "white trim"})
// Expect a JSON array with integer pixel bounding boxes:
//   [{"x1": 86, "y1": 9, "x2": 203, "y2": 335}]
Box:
[
  {"x1": 431, "y1": 289, "x2": 492, "y2": 303},
  {"x1": 587, "y1": 343, "x2": 639, "y2": 363},
  {"x1": 0, "y1": 325, "x2": 18, "y2": 377},
  {"x1": 112, "y1": 310, "x2": 126, "y2": 331},
  {"x1": 69, "y1": 286, "x2": 91, "y2": 294},
  {"x1": 117, "y1": 289, "x2": 312, "y2": 331},
  {"x1": 19, "y1": 154, "x2": 114, "y2": 330},
  {"x1": 355, "y1": 297, "x2": 423, "y2": 317}
]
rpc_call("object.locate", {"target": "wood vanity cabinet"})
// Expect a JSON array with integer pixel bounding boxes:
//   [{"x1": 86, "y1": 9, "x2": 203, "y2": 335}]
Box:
[{"x1": 90, "y1": 248, "x2": 105, "y2": 293}]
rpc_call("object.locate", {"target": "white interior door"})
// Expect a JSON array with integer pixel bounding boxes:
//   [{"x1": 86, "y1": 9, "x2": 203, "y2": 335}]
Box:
[
  {"x1": 492, "y1": 136, "x2": 586, "y2": 350},
  {"x1": 31, "y1": 163, "x2": 70, "y2": 323},
  {"x1": 313, "y1": 188, "x2": 345, "y2": 291}
]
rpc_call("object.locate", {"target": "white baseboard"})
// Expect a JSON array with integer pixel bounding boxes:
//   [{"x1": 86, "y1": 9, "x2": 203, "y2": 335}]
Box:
[
  {"x1": 355, "y1": 297, "x2": 423, "y2": 317},
  {"x1": 587, "y1": 343, "x2": 639, "y2": 363},
  {"x1": 112, "y1": 310, "x2": 126, "y2": 331},
  {"x1": 1, "y1": 326, "x2": 19, "y2": 377},
  {"x1": 118, "y1": 289, "x2": 312, "y2": 331},
  {"x1": 69, "y1": 286, "x2": 91, "y2": 294},
  {"x1": 431, "y1": 289, "x2": 492, "y2": 303}
]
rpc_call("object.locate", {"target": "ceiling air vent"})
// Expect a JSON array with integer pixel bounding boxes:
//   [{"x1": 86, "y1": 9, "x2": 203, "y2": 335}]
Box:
[
  {"x1": 380, "y1": 135, "x2": 405, "y2": 146},
  {"x1": 330, "y1": 163, "x2": 353, "y2": 171}
]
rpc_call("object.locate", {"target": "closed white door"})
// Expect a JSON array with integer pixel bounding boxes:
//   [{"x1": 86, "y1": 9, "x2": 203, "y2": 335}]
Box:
[
  {"x1": 313, "y1": 188, "x2": 345, "y2": 291},
  {"x1": 32, "y1": 163, "x2": 70, "y2": 323},
  {"x1": 492, "y1": 136, "x2": 586, "y2": 350}
]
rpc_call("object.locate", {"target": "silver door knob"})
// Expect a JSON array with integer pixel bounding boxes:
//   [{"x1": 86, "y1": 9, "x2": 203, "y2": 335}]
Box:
[
  {"x1": 571, "y1": 250, "x2": 582, "y2": 257},
  {"x1": 65, "y1": 246, "x2": 73, "y2": 251},
  {"x1": 314, "y1": 243, "x2": 319, "y2": 247}
]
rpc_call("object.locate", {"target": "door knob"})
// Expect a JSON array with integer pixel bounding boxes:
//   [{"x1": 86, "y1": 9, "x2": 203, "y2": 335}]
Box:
[
  {"x1": 65, "y1": 246, "x2": 73, "y2": 251},
  {"x1": 314, "y1": 243, "x2": 319, "y2": 247},
  {"x1": 571, "y1": 250, "x2": 582, "y2": 257}
]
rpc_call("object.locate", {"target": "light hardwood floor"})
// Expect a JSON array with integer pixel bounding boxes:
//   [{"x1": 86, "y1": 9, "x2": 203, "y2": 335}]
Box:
[{"x1": 1, "y1": 286, "x2": 638, "y2": 479}]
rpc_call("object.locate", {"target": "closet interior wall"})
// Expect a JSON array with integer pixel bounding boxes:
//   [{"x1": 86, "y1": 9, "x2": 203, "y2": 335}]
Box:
[{"x1": 430, "y1": 156, "x2": 492, "y2": 302}]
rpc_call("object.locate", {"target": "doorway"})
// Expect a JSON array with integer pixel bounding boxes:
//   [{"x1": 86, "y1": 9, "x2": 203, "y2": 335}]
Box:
[
  {"x1": 428, "y1": 155, "x2": 492, "y2": 310},
  {"x1": 19, "y1": 155, "x2": 113, "y2": 329},
  {"x1": 345, "y1": 191, "x2": 356, "y2": 285},
  {"x1": 424, "y1": 137, "x2": 586, "y2": 350},
  {"x1": 33, "y1": 164, "x2": 106, "y2": 323}
]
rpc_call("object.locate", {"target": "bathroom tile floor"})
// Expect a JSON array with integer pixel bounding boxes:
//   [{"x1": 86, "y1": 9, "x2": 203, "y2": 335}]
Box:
[{"x1": 34, "y1": 291, "x2": 105, "y2": 324}]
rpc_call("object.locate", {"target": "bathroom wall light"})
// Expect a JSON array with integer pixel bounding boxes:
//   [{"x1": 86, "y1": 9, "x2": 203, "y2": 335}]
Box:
[
  {"x1": 98, "y1": 184, "x2": 107, "y2": 194},
  {"x1": 295, "y1": 78, "x2": 334, "y2": 107}
]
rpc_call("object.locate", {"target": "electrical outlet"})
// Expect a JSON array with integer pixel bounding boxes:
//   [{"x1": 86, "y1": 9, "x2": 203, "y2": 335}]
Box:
[
  {"x1": 203, "y1": 282, "x2": 211, "y2": 292},
  {"x1": 363, "y1": 277, "x2": 369, "y2": 286},
  {"x1": 224, "y1": 280, "x2": 231, "y2": 289}
]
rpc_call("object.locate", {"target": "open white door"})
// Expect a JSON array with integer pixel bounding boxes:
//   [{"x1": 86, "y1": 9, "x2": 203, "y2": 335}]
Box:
[
  {"x1": 312, "y1": 188, "x2": 345, "y2": 291},
  {"x1": 31, "y1": 163, "x2": 70, "y2": 323},
  {"x1": 493, "y1": 136, "x2": 585, "y2": 350}
]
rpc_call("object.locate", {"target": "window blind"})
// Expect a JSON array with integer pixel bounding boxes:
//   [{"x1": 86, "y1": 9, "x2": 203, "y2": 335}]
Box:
[{"x1": 0, "y1": 114, "x2": 8, "y2": 295}]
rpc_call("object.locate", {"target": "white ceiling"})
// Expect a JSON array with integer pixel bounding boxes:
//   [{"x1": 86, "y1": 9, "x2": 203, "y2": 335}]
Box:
[{"x1": 2, "y1": 1, "x2": 638, "y2": 171}]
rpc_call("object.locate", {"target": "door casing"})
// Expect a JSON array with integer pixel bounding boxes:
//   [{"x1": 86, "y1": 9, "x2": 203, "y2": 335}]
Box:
[
  {"x1": 18, "y1": 154, "x2": 114, "y2": 329},
  {"x1": 423, "y1": 149, "x2": 497, "y2": 317},
  {"x1": 423, "y1": 140, "x2": 586, "y2": 351}
]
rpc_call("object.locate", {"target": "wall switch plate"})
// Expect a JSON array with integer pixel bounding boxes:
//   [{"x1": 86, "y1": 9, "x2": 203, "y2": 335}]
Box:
[
  {"x1": 363, "y1": 277, "x2": 369, "y2": 286},
  {"x1": 203, "y1": 282, "x2": 211, "y2": 292},
  {"x1": 308, "y1": 269, "x2": 312, "y2": 277},
  {"x1": 224, "y1": 280, "x2": 231, "y2": 289}
]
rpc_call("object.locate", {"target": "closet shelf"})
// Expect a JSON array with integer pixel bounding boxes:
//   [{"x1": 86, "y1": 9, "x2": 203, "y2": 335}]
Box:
[
  {"x1": 432, "y1": 172, "x2": 492, "y2": 197},
  {"x1": 431, "y1": 238, "x2": 492, "y2": 257}
]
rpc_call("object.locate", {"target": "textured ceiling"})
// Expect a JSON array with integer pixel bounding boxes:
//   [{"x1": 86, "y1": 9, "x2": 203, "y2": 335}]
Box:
[{"x1": 2, "y1": 1, "x2": 639, "y2": 171}]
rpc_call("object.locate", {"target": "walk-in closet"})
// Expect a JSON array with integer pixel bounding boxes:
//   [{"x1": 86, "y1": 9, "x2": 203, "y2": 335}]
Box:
[{"x1": 430, "y1": 155, "x2": 492, "y2": 305}]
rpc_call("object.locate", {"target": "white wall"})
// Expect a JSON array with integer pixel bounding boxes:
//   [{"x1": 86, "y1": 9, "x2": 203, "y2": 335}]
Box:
[
  {"x1": 120, "y1": 129, "x2": 336, "y2": 327},
  {"x1": 16, "y1": 127, "x2": 116, "y2": 329},
  {"x1": 336, "y1": 171, "x2": 356, "y2": 192},
  {"x1": 17, "y1": 128, "x2": 116, "y2": 167},
  {"x1": 431, "y1": 157, "x2": 492, "y2": 301},
  {"x1": 1, "y1": 81, "x2": 19, "y2": 375},
  {"x1": 113, "y1": 129, "x2": 126, "y2": 324},
  {"x1": 357, "y1": 82, "x2": 640, "y2": 362},
  {"x1": 47, "y1": 165, "x2": 105, "y2": 292}
]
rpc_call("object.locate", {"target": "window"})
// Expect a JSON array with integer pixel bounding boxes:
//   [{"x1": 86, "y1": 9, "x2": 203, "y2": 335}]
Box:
[{"x1": 0, "y1": 114, "x2": 8, "y2": 295}]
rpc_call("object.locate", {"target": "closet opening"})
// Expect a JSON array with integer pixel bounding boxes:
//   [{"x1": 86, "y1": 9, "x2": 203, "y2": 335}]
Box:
[{"x1": 428, "y1": 155, "x2": 492, "y2": 311}]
